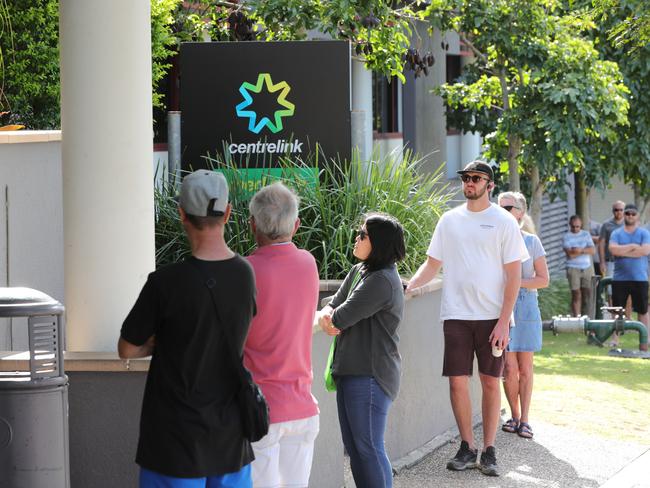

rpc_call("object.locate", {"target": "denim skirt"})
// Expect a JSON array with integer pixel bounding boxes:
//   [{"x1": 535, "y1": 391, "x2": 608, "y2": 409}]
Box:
[{"x1": 509, "y1": 289, "x2": 542, "y2": 352}]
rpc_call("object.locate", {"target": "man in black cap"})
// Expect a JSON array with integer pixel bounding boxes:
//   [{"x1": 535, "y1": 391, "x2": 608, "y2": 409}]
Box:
[
  {"x1": 609, "y1": 203, "x2": 650, "y2": 350},
  {"x1": 118, "y1": 169, "x2": 257, "y2": 487},
  {"x1": 406, "y1": 160, "x2": 528, "y2": 477}
]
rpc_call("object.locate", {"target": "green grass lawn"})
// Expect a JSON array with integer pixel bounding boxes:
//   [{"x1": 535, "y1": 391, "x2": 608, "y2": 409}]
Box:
[{"x1": 518, "y1": 331, "x2": 650, "y2": 445}]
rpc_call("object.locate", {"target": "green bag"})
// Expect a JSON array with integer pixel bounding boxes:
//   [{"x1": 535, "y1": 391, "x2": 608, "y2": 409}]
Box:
[{"x1": 323, "y1": 269, "x2": 361, "y2": 392}]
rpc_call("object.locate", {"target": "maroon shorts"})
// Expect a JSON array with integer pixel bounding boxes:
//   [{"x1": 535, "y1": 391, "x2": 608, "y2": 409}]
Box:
[{"x1": 443, "y1": 319, "x2": 504, "y2": 378}]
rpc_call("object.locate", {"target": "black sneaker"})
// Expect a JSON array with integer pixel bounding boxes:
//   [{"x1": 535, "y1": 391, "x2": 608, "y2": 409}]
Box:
[
  {"x1": 446, "y1": 440, "x2": 477, "y2": 471},
  {"x1": 478, "y1": 446, "x2": 499, "y2": 476}
]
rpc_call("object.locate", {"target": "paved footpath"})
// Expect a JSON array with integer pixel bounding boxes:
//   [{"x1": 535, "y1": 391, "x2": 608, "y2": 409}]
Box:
[
  {"x1": 392, "y1": 419, "x2": 649, "y2": 488},
  {"x1": 345, "y1": 417, "x2": 650, "y2": 487}
]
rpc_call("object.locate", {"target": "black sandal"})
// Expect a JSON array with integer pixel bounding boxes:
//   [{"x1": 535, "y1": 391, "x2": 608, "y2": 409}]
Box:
[
  {"x1": 502, "y1": 418, "x2": 519, "y2": 433},
  {"x1": 518, "y1": 422, "x2": 533, "y2": 438}
]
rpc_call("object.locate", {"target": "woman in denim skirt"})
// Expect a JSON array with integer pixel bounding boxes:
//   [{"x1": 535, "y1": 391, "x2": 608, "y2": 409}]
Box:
[{"x1": 497, "y1": 192, "x2": 549, "y2": 439}]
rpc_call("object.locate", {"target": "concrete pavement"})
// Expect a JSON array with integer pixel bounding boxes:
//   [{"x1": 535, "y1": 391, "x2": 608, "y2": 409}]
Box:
[
  {"x1": 343, "y1": 416, "x2": 649, "y2": 487},
  {"x1": 391, "y1": 418, "x2": 649, "y2": 487}
]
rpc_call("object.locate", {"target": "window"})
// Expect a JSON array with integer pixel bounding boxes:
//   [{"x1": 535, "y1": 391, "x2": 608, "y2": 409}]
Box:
[{"x1": 372, "y1": 74, "x2": 400, "y2": 133}]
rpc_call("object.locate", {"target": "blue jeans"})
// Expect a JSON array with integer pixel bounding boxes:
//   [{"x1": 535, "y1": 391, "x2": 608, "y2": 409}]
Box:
[{"x1": 336, "y1": 376, "x2": 393, "y2": 488}]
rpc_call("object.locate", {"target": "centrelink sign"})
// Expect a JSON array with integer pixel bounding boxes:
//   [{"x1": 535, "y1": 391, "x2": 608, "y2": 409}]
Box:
[{"x1": 180, "y1": 41, "x2": 351, "y2": 171}]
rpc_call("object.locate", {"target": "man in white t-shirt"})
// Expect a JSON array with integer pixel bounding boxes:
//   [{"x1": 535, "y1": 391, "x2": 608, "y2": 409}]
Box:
[{"x1": 406, "y1": 161, "x2": 528, "y2": 477}]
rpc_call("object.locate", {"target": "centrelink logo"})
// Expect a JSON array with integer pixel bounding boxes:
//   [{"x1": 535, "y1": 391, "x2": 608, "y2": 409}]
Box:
[{"x1": 230, "y1": 73, "x2": 303, "y2": 155}]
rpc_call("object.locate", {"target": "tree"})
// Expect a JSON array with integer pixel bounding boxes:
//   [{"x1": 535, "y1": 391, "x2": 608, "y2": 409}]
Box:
[
  {"x1": 425, "y1": 0, "x2": 629, "y2": 229},
  {"x1": 584, "y1": 0, "x2": 650, "y2": 214},
  {"x1": 0, "y1": 0, "x2": 59, "y2": 129}
]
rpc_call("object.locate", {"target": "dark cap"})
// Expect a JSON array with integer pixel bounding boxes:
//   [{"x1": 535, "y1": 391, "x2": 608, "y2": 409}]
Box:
[
  {"x1": 624, "y1": 203, "x2": 638, "y2": 212},
  {"x1": 457, "y1": 160, "x2": 494, "y2": 181}
]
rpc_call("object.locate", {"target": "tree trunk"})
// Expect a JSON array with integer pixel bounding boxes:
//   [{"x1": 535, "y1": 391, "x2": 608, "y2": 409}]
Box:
[
  {"x1": 529, "y1": 165, "x2": 543, "y2": 234},
  {"x1": 574, "y1": 170, "x2": 590, "y2": 227},
  {"x1": 632, "y1": 182, "x2": 650, "y2": 221},
  {"x1": 507, "y1": 134, "x2": 522, "y2": 191}
]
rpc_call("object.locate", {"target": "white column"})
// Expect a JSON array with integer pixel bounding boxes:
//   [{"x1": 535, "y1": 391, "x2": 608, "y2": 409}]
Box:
[
  {"x1": 351, "y1": 59, "x2": 373, "y2": 162},
  {"x1": 60, "y1": 0, "x2": 155, "y2": 351},
  {"x1": 460, "y1": 131, "x2": 482, "y2": 166}
]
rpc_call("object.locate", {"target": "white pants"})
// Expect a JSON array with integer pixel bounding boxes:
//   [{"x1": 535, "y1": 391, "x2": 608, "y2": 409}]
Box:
[{"x1": 251, "y1": 415, "x2": 319, "y2": 488}]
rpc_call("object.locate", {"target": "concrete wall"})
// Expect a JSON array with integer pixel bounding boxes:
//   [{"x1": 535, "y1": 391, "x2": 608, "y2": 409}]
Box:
[
  {"x1": 589, "y1": 177, "x2": 647, "y2": 225},
  {"x1": 386, "y1": 285, "x2": 481, "y2": 461},
  {"x1": 63, "y1": 286, "x2": 480, "y2": 488},
  {"x1": 402, "y1": 25, "x2": 448, "y2": 174},
  {"x1": 0, "y1": 134, "x2": 64, "y2": 351}
]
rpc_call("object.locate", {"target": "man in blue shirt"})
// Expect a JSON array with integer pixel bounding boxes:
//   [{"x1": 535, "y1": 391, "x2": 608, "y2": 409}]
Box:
[
  {"x1": 563, "y1": 216, "x2": 595, "y2": 316},
  {"x1": 609, "y1": 203, "x2": 650, "y2": 350}
]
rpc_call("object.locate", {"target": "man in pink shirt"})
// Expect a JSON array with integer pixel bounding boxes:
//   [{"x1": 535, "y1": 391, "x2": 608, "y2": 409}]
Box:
[{"x1": 244, "y1": 182, "x2": 320, "y2": 488}]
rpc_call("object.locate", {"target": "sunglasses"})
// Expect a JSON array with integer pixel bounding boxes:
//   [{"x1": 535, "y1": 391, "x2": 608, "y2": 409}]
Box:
[
  {"x1": 501, "y1": 205, "x2": 519, "y2": 212},
  {"x1": 625, "y1": 211, "x2": 637, "y2": 216},
  {"x1": 613, "y1": 208, "x2": 624, "y2": 212},
  {"x1": 460, "y1": 174, "x2": 490, "y2": 184},
  {"x1": 570, "y1": 225, "x2": 581, "y2": 229},
  {"x1": 357, "y1": 228, "x2": 368, "y2": 240}
]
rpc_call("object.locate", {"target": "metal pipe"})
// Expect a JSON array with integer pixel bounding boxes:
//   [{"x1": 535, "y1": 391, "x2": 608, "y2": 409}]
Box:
[
  {"x1": 167, "y1": 111, "x2": 181, "y2": 188},
  {"x1": 548, "y1": 315, "x2": 648, "y2": 351}
]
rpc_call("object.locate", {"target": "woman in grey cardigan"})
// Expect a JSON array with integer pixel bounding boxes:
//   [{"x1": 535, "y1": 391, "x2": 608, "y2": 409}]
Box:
[{"x1": 318, "y1": 213, "x2": 406, "y2": 488}]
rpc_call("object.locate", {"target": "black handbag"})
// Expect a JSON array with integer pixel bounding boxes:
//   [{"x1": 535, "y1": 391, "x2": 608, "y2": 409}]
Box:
[{"x1": 192, "y1": 262, "x2": 270, "y2": 442}]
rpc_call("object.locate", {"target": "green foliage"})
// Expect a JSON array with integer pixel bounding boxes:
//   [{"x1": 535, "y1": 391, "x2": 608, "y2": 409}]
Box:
[
  {"x1": 0, "y1": 0, "x2": 59, "y2": 129},
  {"x1": 175, "y1": 1, "x2": 430, "y2": 83},
  {"x1": 538, "y1": 278, "x2": 571, "y2": 320},
  {"x1": 428, "y1": 0, "x2": 629, "y2": 204},
  {"x1": 151, "y1": 0, "x2": 181, "y2": 110},
  {"x1": 155, "y1": 152, "x2": 453, "y2": 279},
  {"x1": 578, "y1": 0, "x2": 650, "y2": 201},
  {"x1": 593, "y1": 0, "x2": 650, "y2": 51}
]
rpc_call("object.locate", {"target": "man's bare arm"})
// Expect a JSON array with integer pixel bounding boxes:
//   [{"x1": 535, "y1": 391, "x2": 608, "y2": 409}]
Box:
[
  {"x1": 118, "y1": 335, "x2": 155, "y2": 359},
  {"x1": 626, "y1": 243, "x2": 650, "y2": 258},
  {"x1": 406, "y1": 256, "x2": 442, "y2": 292},
  {"x1": 599, "y1": 239, "x2": 607, "y2": 271},
  {"x1": 609, "y1": 242, "x2": 638, "y2": 256}
]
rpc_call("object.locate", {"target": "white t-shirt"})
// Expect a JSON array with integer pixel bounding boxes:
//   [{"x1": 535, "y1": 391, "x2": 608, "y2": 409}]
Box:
[{"x1": 427, "y1": 202, "x2": 529, "y2": 321}]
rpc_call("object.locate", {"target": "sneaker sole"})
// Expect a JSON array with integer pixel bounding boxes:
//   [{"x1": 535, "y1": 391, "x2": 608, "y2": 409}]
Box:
[
  {"x1": 446, "y1": 461, "x2": 477, "y2": 471},
  {"x1": 478, "y1": 465, "x2": 499, "y2": 476}
]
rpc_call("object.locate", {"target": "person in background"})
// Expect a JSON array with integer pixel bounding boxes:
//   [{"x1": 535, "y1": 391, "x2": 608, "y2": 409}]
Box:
[
  {"x1": 119, "y1": 170, "x2": 256, "y2": 488},
  {"x1": 244, "y1": 182, "x2": 320, "y2": 488},
  {"x1": 318, "y1": 213, "x2": 406, "y2": 488},
  {"x1": 497, "y1": 192, "x2": 549, "y2": 440},
  {"x1": 599, "y1": 201, "x2": 625, "y2": 285},
  {"x1": 406, "y1": 161, "x2": 528, "y2": 477},
  {"x1": 563, "y1": 215, "x2": 595, "y2": 317},
  {"x1": 609, "y1": 203, "x2": 650, "y2": 349},
  {"x1": 590, "y1": 220, "x2": 602, "y2": 276}
]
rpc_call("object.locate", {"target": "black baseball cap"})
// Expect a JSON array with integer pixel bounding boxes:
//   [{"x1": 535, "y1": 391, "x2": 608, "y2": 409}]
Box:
[
  {"x1": 624, "y1": 203, "x2": 638, "y2": 212},
  {"x1": 457, "y1": 161, "x2": 494, "y2": 181}
]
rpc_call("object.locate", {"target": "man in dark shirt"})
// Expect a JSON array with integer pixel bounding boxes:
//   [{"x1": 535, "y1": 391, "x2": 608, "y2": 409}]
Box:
[{"x1": 118, "y1": 170, "x2": 256, "y2": 488}]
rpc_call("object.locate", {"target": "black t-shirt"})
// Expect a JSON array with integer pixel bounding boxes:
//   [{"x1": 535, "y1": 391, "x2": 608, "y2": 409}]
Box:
[{"x1": 120, "y1": 255, "x2": 256, "y2": 477}]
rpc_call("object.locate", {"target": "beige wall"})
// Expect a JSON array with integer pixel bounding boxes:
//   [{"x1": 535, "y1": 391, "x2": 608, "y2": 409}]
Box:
[{"x1": 589, "y1": 177, "x2": 648, "y2": 225}]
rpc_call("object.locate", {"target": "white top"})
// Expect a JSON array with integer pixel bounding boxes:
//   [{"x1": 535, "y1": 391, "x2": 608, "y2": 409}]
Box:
[{"x1": 427, "y1": 202, "x2": 529, "y2": 321}]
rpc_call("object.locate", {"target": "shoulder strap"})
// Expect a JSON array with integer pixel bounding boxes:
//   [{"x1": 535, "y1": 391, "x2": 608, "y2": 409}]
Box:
[{"x1": 188, "y1": 258, "x2": 247, "y2": 384}]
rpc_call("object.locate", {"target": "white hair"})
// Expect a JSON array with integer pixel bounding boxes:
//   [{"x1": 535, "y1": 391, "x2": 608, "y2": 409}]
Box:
[{"x1": 249, "y1": 182, "x2": 299, "y2": 240}]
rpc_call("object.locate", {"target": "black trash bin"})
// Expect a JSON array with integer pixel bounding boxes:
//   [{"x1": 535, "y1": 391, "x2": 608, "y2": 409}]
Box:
[{"x1": 0, "y1": 287, "x2": 69, "y2": 488}]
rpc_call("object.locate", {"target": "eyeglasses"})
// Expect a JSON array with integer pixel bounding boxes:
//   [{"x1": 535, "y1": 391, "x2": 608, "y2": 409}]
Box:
[
  {"x1": 501, "y1": 205, "x2": 519, "y2": 212},
  {"x1": 613, "y1": 208, "x2": 624, "y2": 212},
  {"x1": 460, "y1": 174, "x2": 490, "y2": 184},
  {"x1": 625, "y1": 211, "x2": 637, "y2": 216},
  {"x1": 357, "y1": 228, "x2": 368, "y2": 240}
]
